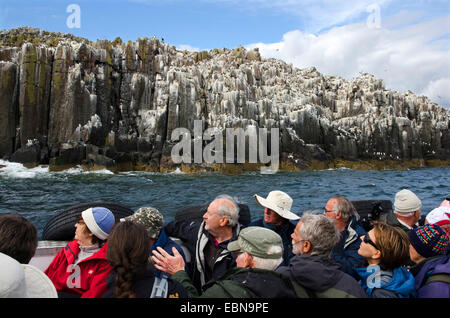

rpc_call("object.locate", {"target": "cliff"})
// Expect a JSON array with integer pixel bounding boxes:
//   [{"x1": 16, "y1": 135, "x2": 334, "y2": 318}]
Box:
[{"x1": 0, "y1": 27, "x2": 449, "y2": 173}]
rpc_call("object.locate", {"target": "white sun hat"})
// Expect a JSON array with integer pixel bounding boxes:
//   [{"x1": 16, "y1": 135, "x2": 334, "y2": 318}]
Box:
[
  {"x1": 0, "y1": 252, "x2": 57, "y2": 298},
  {"x1": 426, "y1": 206, "x2": 450, "y2": 226},
  {"x1": 23, "y1": 264, "x2": 57, "y2": 298},
  {"x1": 0, "y1": 252, "x2": 27, "y2": 298},
  {"x1": 254, "y1": 190, "x2": 300, "y2": 220}
]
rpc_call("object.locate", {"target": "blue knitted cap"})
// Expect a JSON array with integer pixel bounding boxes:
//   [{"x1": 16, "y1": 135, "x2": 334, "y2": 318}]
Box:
[{"x1": 82, "y1": 207, "x2": 115, "y2": 240}]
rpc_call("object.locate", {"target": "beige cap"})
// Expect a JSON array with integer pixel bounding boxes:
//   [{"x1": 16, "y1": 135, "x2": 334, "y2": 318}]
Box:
[{"x1": 394, "y1": 189, "x2": 422, "y2": 213}]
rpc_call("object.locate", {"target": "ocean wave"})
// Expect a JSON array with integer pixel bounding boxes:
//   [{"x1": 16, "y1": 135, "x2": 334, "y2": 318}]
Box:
[
  {"x1": 325, "y1": 167, "x2": 353, "y2": 171},
  {"x1": 169, "y1": 167, "x2": 185, "y2": 175},
  {"x1": 0, "y1": 160, "x2": 49, "y2": 179},
  {"x1": 0, "y1": 160, "x2": 114, "y2": 178}
]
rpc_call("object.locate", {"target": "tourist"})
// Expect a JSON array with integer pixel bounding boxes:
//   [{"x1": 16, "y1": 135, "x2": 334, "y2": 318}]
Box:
[
  {"x1": 249, "y1": 190, "x2": 300, "y2": 266},
  {"x1": 276, "y1": 213, "x2": 367, "y2": 298},
  {"x1": 0, "y1": 214, "x2": 57, "y2": 298},
  {"x1": 163, "y1": 194, "x2": 241, "y2": 293},
  {"x1": 104, "y1": 221, "x2": 187, "y2": 298},
  {"x1": 152, "y1": 226, "x2": 305, "y2": 298},
  {"x1": 355, "y1": 221, "x2": 416, "y2": 298},
  {"x1": 322, "y1": 195, "x2": 366, "y2": 279},
  {"x1": 425, "y1": 206, "x2": 450, "y2": 237},
  {"x1": 45, "y1": 207, "x2": 115, "y2": 298},
  {"x1": 0, "y1": 251, "x2": 57, "y2": 298},
  {"x1": 440, "y1": 197, "x2": 450, "y2": 208},
  {"x1": 408, "y1": 224, "x2": 450, "y2": 298},
  {"x1": 425, "y1": 205, "x2": 450, "y2": 255},
  {"x1": 121, "y1": 206, "x2": 187, "y2": 297},
  {"x1": 122, "y1": 207, "x2": 187, "y2": 264},
  {"x1": 0, "y1": 214, "x2": 38, "y2": 264},
  {"x1": 379, "y1": 189, "x2": 422, "y2": 234}
]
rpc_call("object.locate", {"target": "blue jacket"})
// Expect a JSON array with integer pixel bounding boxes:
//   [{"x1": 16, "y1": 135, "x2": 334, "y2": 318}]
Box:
[
  {"x1": 355, "y1": 265, "x2": 416, "y2": 298},
  {"x1": 151, "y1": 229, "x2": 186, "y2": 278},
  {"x1": 409, "y1": 255, "x2": 450, "y2": 298},
  {"x1": 248, "y1": 218, "x2": 297, "y2": 267},
  {"x1": 331, "y1": 216, "x2": 367, "y2": 279}
]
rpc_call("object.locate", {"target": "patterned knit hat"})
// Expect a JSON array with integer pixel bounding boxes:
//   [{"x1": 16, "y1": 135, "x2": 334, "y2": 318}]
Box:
[{"x1": 409, "y1": 224, "x2": 449, "y2": 258}]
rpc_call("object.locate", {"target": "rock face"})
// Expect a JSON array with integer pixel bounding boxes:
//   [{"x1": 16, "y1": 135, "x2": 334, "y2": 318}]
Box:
[{"x1": 0, "y1": 27, "x2": 449, "y2": 172}]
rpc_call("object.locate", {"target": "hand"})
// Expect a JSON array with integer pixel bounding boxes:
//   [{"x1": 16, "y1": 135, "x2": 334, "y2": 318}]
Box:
[{"x1": 151, "y1": 246, "x2": 185, "y2": 275}]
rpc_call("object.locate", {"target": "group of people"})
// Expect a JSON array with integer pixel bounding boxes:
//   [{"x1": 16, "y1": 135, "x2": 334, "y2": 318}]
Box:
[{"x1": 0, "y1": 189, "x2": 449, "y2": 298}]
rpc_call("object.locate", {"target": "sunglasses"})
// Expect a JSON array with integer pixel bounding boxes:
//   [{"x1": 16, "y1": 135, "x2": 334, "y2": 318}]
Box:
[{"x1": 363, "y1": 235, "x2": 379, "y2": 250}]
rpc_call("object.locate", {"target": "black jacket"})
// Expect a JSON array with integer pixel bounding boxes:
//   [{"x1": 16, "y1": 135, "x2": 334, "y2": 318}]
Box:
[
  {"x1": 276, "y1": 254, "x2": 367, "y2": 298},
  {"x1": 103, "y1": 262, "x2": 188, "y2": 298},
  {"x1": 248, "y1": 218, "x2": 296, "y2": 266},
  {"x1": 173, "y1": 267, "x2": 303, "y2": 298},
  {"x1": 164, "y1": 219, "x2": 240, "y2": 293}
]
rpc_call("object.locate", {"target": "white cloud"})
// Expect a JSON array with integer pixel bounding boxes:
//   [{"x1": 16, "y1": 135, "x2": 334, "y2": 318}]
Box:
[
  {"x1": 246, "y1": 13, "x2": 450, "y2": 108},
  {"x1": 422, "y1": 78, "x2": 450, "y2": 108},
  {"x1": 176, "y1": 44, "x2": 201, "y2": 52}
]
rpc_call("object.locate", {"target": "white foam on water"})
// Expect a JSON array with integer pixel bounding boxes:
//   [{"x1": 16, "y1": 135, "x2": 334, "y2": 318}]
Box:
[
  {"x1": 56, "y1": 165, "x2": 84, "y2": 174},
  {"x1": 0, "y1": 160, "x2": 115, "y2": 178},
  {"x1": 170, "y1": 167, "x2": 184, "y2": 174},
  {"x1": 0, "y1": 159, "x2": 49, "y2": 179},
  {"x1": 325, "y1": 167, "x2": 352, "y2": 171},
  {"x1": 53, "y1": 165, "x2": 114, "y2": 175},
  {"x1": 87, "y1": 169, "x2": 114, "y2": 175}
]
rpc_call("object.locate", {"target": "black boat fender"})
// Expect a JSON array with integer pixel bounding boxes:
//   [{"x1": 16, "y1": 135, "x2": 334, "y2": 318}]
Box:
[
  {"x1": 351, "y1": 199, "x2": 393, "y2": 231},
  {"x1": 42, "y1": 202, "x2": 134, "y2": 241},
  {"x1": 174, "y1": 203, "x2": 251, "y2": 227}
]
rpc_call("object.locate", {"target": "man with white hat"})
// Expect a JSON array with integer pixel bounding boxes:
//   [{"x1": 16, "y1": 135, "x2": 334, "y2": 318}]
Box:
[
  {"x1": 45, "y1": 206, "x2": 115, "y2": 298},
  {"x1": 380, "y1": 189, "x2": 422, "y2": 235},
  {"x1": 0, "y1": 252, "x2": 57, "y2": 298},
  {"x1": 0, "y1": 214, "x2": 57, "y2": 298},
  {"x1": 425, "y1": 206, "x2": 450, "y2": 254},
  {"x1": 440, "y1": 196, "x2": 450, "y2": 208},
  {"x1": 249, "y1": 190, "x2": 299, "y2": 266}
]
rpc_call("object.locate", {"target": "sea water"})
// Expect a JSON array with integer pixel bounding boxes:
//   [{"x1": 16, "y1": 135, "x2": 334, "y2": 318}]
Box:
[{"x1": 0, "y1": 159, "x2": 448, "y2": 239}]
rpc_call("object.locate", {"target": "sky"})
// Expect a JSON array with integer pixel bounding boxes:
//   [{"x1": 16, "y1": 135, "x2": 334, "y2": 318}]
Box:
[{"x1": 1, "y1": 0, "x2": 449, "y2": 108}]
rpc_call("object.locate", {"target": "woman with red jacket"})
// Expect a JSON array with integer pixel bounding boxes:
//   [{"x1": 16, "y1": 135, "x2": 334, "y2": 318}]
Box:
[{"x1": 45, "y1": 207, "x2": 115, "y2": 298}]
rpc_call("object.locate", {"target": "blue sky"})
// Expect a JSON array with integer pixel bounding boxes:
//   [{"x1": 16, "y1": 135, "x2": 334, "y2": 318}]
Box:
[{"x1": 1, "y1": 0, "x2": 449, "y2": 107}]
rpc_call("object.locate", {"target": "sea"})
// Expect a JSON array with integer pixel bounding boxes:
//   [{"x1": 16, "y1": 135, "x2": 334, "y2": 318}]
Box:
[{"x1": 0, "y1": 159, "x2": 448, "y2": 239}]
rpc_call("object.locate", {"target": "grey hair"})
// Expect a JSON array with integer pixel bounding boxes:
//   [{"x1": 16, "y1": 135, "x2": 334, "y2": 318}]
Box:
[
  {"x1": 299, "y1": 213, "x2": 340, "y2": 257},
  {"x1": 252, "y1": 255, "x2": 283, "y2": 270},
  {"x1": 251, "y1": 245, "x2": 284, "y2": 270},
  {"x1": 214, "y1": 194, "x2": 240, "y2": 227},
  {"x1": 394, "y1": 211, "x2": 415, "y2": 217},
  {"x1": 330, "y1": 195, "x2": 359, "y2": 222}
]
